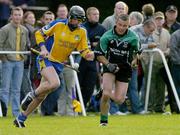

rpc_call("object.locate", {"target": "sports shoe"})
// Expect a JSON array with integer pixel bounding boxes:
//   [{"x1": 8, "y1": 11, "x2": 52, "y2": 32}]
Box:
[
  {"x1": 100, "y1": 123, "x2": 108, "y2": 126},
  {"x1": 162, "y1": 111, "x2": 172, "y2": 115},
  {"x1": 114, "y1": 111, "x2": 127, "y2": 116},
  {"x1": 95, "y1": 88, "x2": 103, "y2": 101},
  {"x1": 100, "y1": 120, "x2": 108, "y2": 127},
  {"x1": 13, "y1": 118, "x2": 25, "y2": 128},
  {"x1": 21, "y1": 92, "x2": 34, "y2": 111},
  {"x1": 138, "y1": 110, "x2": 146, "y2": 115}
]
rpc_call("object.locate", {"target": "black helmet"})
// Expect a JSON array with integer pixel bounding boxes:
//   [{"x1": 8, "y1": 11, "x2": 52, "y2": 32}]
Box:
[{"x1": 69, "y1": 5, "x2": 86, "y2": 22}]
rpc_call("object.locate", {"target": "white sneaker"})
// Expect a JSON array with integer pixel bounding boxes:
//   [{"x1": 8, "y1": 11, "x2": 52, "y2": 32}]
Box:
[
  {"x1": 162, "y1": 112, "x2": 171, "y2": 115},
  {"x1": 124, "y1": 111, "x2": 131, "y2": 115},
  {"x1": 114, "y1": 111, "x2": 127, "y2": 115},
  {"x1": 138, "y1": 110, "x2": 146, "y2": 115},
  {"x1": 100, "y1": 123, "x2": 108, "y2": 126}
]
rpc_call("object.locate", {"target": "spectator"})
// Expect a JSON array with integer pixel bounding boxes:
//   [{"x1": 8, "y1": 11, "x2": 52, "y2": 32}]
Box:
[
  {"x1": 78, "y1": 7, "x2": 106, "y2": 108},
  {"x1": 102, "y1": 1, "x2": 128, "y2": 30},
  {"x1": 129, "y1": 11, "x2": 144, "y2": 27},
  {"x1": 20, "y1": 11, "x2": 36, "y2": 101},
  {"x1": 162, "y1": 5, "x2": 180, "y2": 113},
  {"x1": 23, "y1": 11, "x2": 36, "y2": 46},
  {"x1": 56, "y1": 4, "x2": 68, "y2": 20},
  {"x1": 35, "y1": 11, "x2": 55, "y2": 30},
  {"x1": 151, "y1": 11, "x2": 170, "y2": 113},
  {"x1": 0, "y1": 0, "x2": 11, "y2": 116},
  {"x1": 128, "y1": 11, "x2": 145, "y2": 114},
  {"x1": 131, "y1": 18, "x2": 157, "y2": 112},
  {"x1": 129, "y1": 11, "x2": 144, "y2": 92},
  {"x1": 169, "y1": 29, "x2": 180, "y2": 114},
  {"x1": 164, "y1": 5, "x2": 180, "y2": 34},
  {"x1": 0, "y1": 0, "x2": 11, "y2": 28},
  {"x1": 142, "y1": 3, "x2": 155, "y2": 21},
  {"x1": 0, "y1": 7, "x2": 30, "y2": 117}
]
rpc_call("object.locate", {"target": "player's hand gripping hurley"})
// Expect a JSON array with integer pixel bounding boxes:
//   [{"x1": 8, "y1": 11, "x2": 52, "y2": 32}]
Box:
[{"x1": 30, "y1": 48, "x2": 79, "y2": 72}]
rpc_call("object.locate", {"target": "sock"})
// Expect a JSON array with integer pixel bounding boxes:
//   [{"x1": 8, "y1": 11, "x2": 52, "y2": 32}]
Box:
[
  {"x1": 100, "y1": 114, "x2": 108, "y2": 123},
  {"x1": 17, "y1": 112, "x2": 27, "y2": 122}
]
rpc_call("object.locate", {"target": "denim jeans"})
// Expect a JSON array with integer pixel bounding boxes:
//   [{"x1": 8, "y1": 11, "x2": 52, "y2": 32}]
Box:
[
  {"x1": 109, "y1": 101, "x2": 128, "y2": 114},
  {"x1": 128, "y1": 68, "x2": 143, "y2": 113},
  {"x1": 0, "y1": 61, "x2": 24, "y2": 116},
  {"x1": 109, "y1": 101, "x2": 119, "y2": 114}
]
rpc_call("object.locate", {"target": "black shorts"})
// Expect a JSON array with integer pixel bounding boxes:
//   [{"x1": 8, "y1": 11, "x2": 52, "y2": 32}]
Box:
[{"x1": 103, "y1": 63, "x2": 132, "y2": 82}]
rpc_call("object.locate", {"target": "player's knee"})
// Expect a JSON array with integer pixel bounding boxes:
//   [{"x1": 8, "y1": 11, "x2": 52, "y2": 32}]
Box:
[
  {"x1": 114, "y1": 96, "x2": 125, "y2": 104},
  {"x1": 49, "y1": 80, "x2": 60, "y2": 90}
]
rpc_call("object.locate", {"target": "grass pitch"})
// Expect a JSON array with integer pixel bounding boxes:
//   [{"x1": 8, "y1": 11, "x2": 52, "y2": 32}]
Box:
[{"x1": 0, "y1": 114, "x2": 180, "y2": 135}]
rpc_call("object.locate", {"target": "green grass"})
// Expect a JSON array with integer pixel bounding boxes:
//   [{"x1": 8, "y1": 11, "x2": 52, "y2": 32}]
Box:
[{"x1": 0, "y1": 114, "x2": 180, "y2": 135}]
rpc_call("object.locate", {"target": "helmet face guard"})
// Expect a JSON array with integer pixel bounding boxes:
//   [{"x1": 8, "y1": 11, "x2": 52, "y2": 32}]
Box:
[{"x1": 69, "y1": 14, "x2": 86, "y2": 23}]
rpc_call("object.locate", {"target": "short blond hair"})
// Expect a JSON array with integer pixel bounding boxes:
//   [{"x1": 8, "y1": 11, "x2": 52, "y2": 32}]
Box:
[
  {"x1": 42, "y1": 11, "x2": 55, "y2": 19},
  {"x1": 11, "y1": 6, "x2": 23, "y2": 15},
  {"x1": 115, "y1": 1, "x2": 129, "y2": 13},
  {"x1": 86, "y1": 7, "x2": 98, "y2": 16}
]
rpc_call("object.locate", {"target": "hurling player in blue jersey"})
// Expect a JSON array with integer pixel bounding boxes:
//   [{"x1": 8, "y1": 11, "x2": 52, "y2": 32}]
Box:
[{"x1": 14, "y1": 5, "x2": 94, "y2": 128}]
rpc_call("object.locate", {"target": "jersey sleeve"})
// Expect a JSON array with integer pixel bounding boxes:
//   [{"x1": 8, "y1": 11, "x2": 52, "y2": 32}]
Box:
[
  {"x1": 35, "y1": 21, "x2": 57, "y2": 46},
  {"x1": 76, "y1": 28, "x2": 92, "y2": 58},
  {"x1": 94, "y1": 33, "x2": 108, "y2": 56}
]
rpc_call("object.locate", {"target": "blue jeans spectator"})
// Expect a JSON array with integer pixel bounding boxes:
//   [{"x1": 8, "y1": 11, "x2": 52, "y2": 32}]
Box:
[
  {"x1": 0, "y1": 61, "x2": 24, "y2": 116},
  {"x1": 128, "y1": 68, "x2": 144, "y2": 113},
  {"x1": 140, "y1": 77, "x2": 146, "y2": 108},
  {"x1": 109, "y1": 101, "x2": 119, "y2": 114},
  {"x1": 109, "y1": 101, "x2": 128, "y2": 114}
]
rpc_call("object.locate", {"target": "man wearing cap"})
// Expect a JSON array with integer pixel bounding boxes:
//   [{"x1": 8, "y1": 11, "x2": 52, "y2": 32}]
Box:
[
  {"x1": 163, "y1": 5, "x2": 180, "y2": 114},
  {"x1": 149, "y1": 11, "x2": 171, "y2": 113},
  {"x1": 164, "y1": 5, "x2": 180, "y2": 34}
]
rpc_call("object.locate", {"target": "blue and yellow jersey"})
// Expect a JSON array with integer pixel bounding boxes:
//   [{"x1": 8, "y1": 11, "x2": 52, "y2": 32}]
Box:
[{"x1": 35, "y1": 19, "x2": 91, "y2": 63}]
